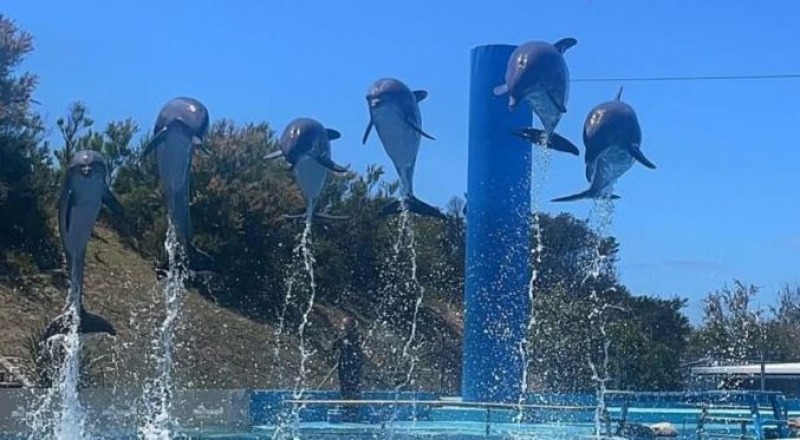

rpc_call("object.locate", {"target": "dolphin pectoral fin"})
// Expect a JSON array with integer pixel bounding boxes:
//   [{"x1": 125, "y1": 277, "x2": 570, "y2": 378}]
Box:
[
  {"x1": 103, "y1": 188, "x2": 124, "y2": 218},
  {"x1": 362, "y1": 120, "x2": 374, "y2": 145},
  {"x1": 264, "y1": 150, "x2": 283, "y2": 161},
  {"x1": 626, "y1": 144, "x2": 657, "y2": 169},
  {"x1": 143, "y1": 127, "x2": 168, "y2": 158},
  {"x1": 512, "y1": 128, "x2": 580, "y2": 156},
  {"x1": 315, "y1": 156, "x2": 349, "y2": 173},
  {"x1": 553, "y1": 37, "x2": 578, "y2": 54},
  {"x1": 380, "y1": 196, "x2": 447, "y2": 220},
  {"x1": 547, "y1": 91, "x2": 567, "y2": 113},
  {"x1": 493, "y1": 84, "x2": 509, "y2": 96},
  {"x1": 413, "y1": 90, "x2": 428, "y2": 102},
  {"x1": 403, "y1": 118, "x2": 435, "y2": 140},
  {"x1": 79, "y1": 307, "x2": 117, "y2": 336},
  {"x1": 326, "y1": 129, "x2": 341, "y2": 141}
]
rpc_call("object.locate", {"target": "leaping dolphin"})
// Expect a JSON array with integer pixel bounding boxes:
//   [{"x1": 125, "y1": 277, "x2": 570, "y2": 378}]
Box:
[
  {"x1": 142, "y1": 97, "x2": 213, "y2": 270},
  {"x1": 519, "y1": 87, "x2": 657, "y2": 202},
  {"x1": 495, "y1": 38, "x2": 580, "y2": 155},
  {"x1": 45, "y1": 150, "x2": 121, "y2": 339},
  {"x1": 362, "y1": 78, "x2": 446, "y2": 220},
  {"x1": 265, "y1": 117, "x2": 349, "y2": 223}
]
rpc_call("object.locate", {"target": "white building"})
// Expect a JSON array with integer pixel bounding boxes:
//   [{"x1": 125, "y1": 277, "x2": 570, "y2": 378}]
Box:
[{"x1": 691, "y1": 362, "x2": 800, "y2": 396}]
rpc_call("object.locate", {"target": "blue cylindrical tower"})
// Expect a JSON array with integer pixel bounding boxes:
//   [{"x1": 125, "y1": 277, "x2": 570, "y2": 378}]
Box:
[{"x1": 461, "y1": 44, "x2": 533, "y2": 403}]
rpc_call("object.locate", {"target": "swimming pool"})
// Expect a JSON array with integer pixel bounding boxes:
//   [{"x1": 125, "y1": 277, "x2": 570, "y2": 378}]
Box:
[{"x1": 3, "y1": 389, "x2": 797, "y2": 440}]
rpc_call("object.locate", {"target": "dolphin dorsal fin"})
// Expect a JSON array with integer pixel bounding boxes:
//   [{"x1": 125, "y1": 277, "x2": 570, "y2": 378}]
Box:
[
  {"x1": 615, "y1": 86, "x2": 624, "y2": 101},
  {"x1": 413, "y1": 90, "x2": 428, "y2": 102},
  {"x1": 553, "y1": 37, "x2": 578, "y2": 54},
  {"x1": 326, "y1": 129, "x2": 341, "y2": 141}
]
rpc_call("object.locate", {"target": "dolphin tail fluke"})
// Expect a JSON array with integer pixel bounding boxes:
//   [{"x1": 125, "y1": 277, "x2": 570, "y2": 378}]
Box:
[
  {"x1": 43, "y1": 308, "x2": 116, "y2": 340},
  {"x1": 381, "y1": 196, "x2": 447, "y2": 220},
  {"x1": 314, "y1": 213, "x2": 350, "y2": 222},
  {"x1": 282, "y1": 212, "x2": 349, "y2": 223},
  {"x1": 189, "y1": 244, "x2": 215, "y2": 273},
  {"x1": 551, "y1": 188, "x2": 621, "y2": 203},
  {"x1": 79, "y1": 308, "x2": 116, "y2": 336},
  {"x1": 512, "y1": 128, "x2": 580, "y2": 156}
]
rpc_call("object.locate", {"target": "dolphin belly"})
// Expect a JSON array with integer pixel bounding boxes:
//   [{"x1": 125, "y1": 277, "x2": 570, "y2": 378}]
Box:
[
  {"x1": 63, "y1": 178, "x2": 106, "y2": 256},
  {"x1": 592, "y1": 145, "x2": 635, "y2": 193},
  {"x1": 372, "y1": 111, "x2": 419, "y2": 197},
  {"x1": 156, "y1": 128, "x2": 193, "y2": 247},
  {"x1": 293, "y1": 155, "x2": 328, "y2": 215},
  {"x1": 524, "y1": 88, "x2": 561, "y2": 135}
]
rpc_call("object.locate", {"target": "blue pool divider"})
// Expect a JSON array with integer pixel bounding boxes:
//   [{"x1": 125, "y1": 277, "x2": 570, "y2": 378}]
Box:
[{"x1": 249, "y1": 390, "x2": 440, "y2": 425}]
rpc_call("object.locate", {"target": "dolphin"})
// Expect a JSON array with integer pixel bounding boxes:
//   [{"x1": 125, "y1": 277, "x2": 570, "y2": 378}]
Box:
[
  {"x1": 520, "y1": 87, "x2": 657, "y2": 202},
  {"x1": 142, "y1": 97, "x2": 213, "y2": 270},
  {"x1": 265, "y1": 117, "x2": 349, "y2": 223},
  {"x1": 362, "y1": 78, "x2": 446, "y2": 220},
  {"x1": 45, "y1": 150, "x2": 121, "y2": 339},
  {"x1": 494, "y1": 38, "x2": 581, "y2": 155}
]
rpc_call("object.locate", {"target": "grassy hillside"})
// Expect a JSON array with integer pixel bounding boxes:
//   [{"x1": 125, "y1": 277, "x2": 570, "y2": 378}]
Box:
[{"x1": 0, "y1": 227, "x2": 462, "y2": 393}]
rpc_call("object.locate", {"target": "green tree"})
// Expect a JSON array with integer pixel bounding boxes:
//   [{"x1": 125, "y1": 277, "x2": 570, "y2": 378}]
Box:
[
  {"x1": 526, "y1": 213, "x2": 691, "y2": 392},
  {"x1": 689, "y1": 280, "x2": 767, "y2": 364},
  {"x1": 0, "y1": 14, "x2": 59, "y2": 273}
]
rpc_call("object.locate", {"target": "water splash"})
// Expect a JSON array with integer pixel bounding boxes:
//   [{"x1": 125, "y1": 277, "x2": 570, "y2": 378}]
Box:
[
  {"x1": 516, "y1": 143, "x2": 552, "y2": 421},
  {"x1": 294, "y1": 221, "x2": 318, "y2": 399},
  {"x1": 139, "y1": 221, "x2": 187, "y2": 440},
  {"x1": 394, "y1": 205, "x2": 424, "y2": 395},
  {"x1": 272, "y1": 221, "x2": 318, "y2": 440},
  {"x1": 585, "y1": 196, "x2": 616, "y2": 439},
  {"x1": 26, "y1": 301, "x2": 86, "y2": 440}
]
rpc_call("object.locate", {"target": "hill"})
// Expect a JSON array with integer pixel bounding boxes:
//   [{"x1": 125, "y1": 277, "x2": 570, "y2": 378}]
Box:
[{"x1": 0, "y1": 226, "x2": 463, "y2": 393}]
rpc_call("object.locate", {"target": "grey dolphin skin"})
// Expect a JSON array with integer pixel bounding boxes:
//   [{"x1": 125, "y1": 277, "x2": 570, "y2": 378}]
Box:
[
  {"x1": 495, "y1": 38, "x2": 581, "y2": 156},
  {"x1": 142, "y1": 97, "x2": 214, "y2": 271},
  {"x1": 45, "y1": 150, "x2": 122, "y2": 339},
  {"x1": 362, "y1": 77, "x2": 446, "y2": 220},
  {"x1": 265, "y1": 117, "x2": 349, "y2": 223},
  {"x1": 545, "y1": 87, "x2": 657, "y2": 202}
]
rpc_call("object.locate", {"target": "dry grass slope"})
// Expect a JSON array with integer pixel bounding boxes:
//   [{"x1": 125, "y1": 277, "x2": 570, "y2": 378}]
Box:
[{"x1": 0, "y1": 227, "x2": 463, "y2": 393}]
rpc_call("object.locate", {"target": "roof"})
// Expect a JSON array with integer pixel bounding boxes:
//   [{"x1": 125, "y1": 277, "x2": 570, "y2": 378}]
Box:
[{"x1": 691, "y1": 362, "x2": 800, "y2": 377}]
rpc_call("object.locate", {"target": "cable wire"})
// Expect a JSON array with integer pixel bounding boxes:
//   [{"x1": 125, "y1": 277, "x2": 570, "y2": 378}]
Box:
[{"x1": 572, "y1": 73, "x2": 800, "y2": 83}]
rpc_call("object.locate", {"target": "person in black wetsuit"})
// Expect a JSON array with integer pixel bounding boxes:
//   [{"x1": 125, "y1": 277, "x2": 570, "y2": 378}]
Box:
[{"x1": 333, "y1": 317, "x2": 364, "y2": 422}]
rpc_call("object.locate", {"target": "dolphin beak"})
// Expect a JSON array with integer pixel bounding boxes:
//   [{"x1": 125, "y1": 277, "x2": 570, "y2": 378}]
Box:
[{"x1": 80, "y1": 165, "x2": 92, "y2": 176}]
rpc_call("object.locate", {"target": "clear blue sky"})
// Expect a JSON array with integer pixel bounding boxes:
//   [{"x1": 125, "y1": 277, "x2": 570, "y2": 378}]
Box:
[{"x1": 6, "y1": 0, "x2": 800, "y2": 324}]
